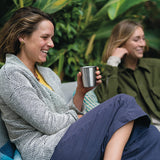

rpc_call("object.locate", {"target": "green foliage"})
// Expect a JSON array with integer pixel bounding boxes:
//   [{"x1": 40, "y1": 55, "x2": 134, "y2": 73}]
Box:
[
  {"x1": 0, "y1": 62, "x2": 4, "y2": 68},
  {"x1": 0, "y1": 0, "x2": 160, "y2": 82},
  {"x1": 107, "y1": 0, "x2": 148, "y2": 20},
  {"x1": 33, "y1": 0, "x2": 71, "y2": 13}
]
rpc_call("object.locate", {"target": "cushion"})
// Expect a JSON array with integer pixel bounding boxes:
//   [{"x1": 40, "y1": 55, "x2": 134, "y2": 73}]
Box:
[
  {"x1": 0, "y1": 141, "x2": 22, "y2": 160},
  {"x1": 61, "y1": 81, "x2": 77, "y2": 102}
]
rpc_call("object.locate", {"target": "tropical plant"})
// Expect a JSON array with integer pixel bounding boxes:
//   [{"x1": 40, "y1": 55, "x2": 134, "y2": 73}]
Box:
[{"x1": 0, "y1": 0, "x2": 160, "y2": 81}]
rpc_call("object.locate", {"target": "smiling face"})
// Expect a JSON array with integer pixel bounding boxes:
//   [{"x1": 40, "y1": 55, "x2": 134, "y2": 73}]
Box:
[
  {"x1": 123, "y1": 27, "x2": 146, "y2": 60},
  {"x1": 18, "y1": 20, "x2": 54, "y2": 66}
]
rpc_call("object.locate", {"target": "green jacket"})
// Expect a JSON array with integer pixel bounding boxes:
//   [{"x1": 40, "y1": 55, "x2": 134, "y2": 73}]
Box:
[{"x1": 95, "y1": 58, "x2": 160, "y2": 119}]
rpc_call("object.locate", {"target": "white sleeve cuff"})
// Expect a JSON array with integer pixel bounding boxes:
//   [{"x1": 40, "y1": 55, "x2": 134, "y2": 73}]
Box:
[{"x1": 107, "y1": 56, "x2": 121, "y2": 67}]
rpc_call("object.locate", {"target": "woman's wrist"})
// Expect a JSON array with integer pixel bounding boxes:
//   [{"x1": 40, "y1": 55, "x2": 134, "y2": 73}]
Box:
[
  {"x1": 107, "y1": 56, "x2": 121, "y2": 67},
  {"x1": 73, "y1": 92, "x2": 84, "y2": 111}
]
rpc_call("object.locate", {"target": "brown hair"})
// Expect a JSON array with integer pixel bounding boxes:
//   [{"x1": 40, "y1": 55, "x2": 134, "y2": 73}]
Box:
[
  {"x1": 102, "y1": 19, "x2": 145, "y2": 62},
  {"x1": 0, "y1": 6, "x2": 53, "y2": 62}
]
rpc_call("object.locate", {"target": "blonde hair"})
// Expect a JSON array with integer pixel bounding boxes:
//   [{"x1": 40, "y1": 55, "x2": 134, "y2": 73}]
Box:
[{"x1": 102, "y1": 19, "x2": 144, "y2": 62}]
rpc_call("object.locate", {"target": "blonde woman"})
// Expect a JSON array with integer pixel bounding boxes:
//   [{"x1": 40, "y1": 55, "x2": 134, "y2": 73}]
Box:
[{"x1": 94, "y1": 19, "x2": 160, "y2": 131}]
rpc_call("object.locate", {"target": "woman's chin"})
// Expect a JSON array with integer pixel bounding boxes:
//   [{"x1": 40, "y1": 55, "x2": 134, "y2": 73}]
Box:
[{"x1": 37, "y1": 58, "x2": 47, "y2": 64}]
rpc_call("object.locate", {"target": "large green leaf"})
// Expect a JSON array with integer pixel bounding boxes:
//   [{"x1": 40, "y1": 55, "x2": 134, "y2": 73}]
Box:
[
  {"x1": 108, "y1": 0, "x2": 148, "y2": 20},
  {"x1": 94, "y1": 0, "x2": 118, "y2": 19},
  {"x1": 33, "y1": 0, "x2": 73, "y2": 14},
  {"x1": 95, "y1": 24, "x2": 113, "y2": 39}
]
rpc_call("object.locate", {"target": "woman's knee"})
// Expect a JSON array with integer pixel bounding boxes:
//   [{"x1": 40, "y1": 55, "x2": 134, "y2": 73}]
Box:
[{"x1": 114, "y1": 94, "x2": 136, "y2": 106}]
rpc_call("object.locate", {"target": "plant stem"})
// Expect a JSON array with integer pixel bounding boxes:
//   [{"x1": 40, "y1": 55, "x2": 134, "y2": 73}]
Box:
[{"x1": 19, "y1": 0, "x2": 24, "y2": 8}]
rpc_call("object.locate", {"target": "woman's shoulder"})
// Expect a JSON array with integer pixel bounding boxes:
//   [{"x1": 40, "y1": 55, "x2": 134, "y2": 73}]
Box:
[
  {"x1": 0, "y1": 62, "x2": 23, "y2": 79},
  {"x1": 139, "y1": 58, "x2": 160, "y2": 73},
  {"x1": 141, "y1": 58, "x2": 160, "y2": 64},
  {"x1": 140, "y1": 58, "x2": 160, "y2": 69}
]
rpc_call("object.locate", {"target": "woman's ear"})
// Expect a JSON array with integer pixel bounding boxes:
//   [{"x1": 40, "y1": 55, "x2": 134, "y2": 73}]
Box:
[
  {"x1": 18, "y1": 36, "x2": 24, "y2": 43},
  {"x1": 18, "y1": 36, "x2": 25, "y2": 49}
]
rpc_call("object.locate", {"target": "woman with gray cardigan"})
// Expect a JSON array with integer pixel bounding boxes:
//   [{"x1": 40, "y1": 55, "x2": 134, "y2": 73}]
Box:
[{"x1": 0, "y1": 6, "x2": 160, "y2": 160}]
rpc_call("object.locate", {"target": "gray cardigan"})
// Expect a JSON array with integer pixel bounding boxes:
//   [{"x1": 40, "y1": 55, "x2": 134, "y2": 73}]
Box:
[{"x1": 0, "y1": 54, "x2": 82, "y2": 160}]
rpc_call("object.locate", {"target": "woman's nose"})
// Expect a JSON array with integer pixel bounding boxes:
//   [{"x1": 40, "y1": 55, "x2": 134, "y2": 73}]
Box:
[
  {"x1": 47, "y1": 40, "x2": 54, "y2": 48},
  {"x1": 139, "y1": 39, "x2": 146, "y2": 47}
]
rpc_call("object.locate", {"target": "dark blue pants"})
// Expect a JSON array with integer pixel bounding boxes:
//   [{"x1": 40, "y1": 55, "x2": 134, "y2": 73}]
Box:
[{"x1": 51, "y1": 94, "x2": 159, "y2": 160}]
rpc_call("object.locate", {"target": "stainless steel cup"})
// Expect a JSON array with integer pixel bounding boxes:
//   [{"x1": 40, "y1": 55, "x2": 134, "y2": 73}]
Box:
[{"x1": 81, "y1": 66, "x2": 96, "y2": 87}]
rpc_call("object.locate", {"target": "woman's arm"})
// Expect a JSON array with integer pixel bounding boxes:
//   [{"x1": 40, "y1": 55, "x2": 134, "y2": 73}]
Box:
[
  {"x1": 73, "y1": 67, "x2": 102, "y2": 114},
  {"x1": 94, "y1": 47, "x2": 128, "y2": 103},
  {"x1": 107, "y1": 56, "x2": 121, "y2": 67}
]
